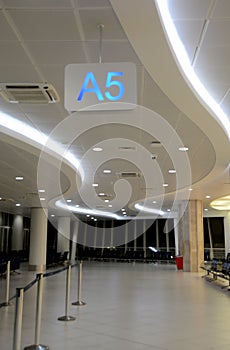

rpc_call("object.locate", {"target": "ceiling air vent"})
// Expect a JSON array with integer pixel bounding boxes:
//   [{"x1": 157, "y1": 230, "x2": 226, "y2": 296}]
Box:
[
  {"x1": 119, "y1": 172, "x2": 141, "y2": 178},
  {"x1": 0, "y1": 83, "x2": 59, "y2": 104}
]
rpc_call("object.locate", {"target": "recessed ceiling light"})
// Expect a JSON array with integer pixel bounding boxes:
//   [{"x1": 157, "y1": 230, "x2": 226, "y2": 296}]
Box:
[
  {"x1": 92, "y1": 147, "x2": 103, "y2": 152},
  {"x1": 66, "y1": 199, "x2": 72, "y2": 203},
  {"x1": 152, "y1": 201, "x2": 157, "y2": 204},
  {"x1": 51, "y1": 214, "x2": 55, "y2": 217},
  {"x1": 179, "y1": 147, "x2": 189, "y2": 151},
  {"x1": 167, "y1": 209, "x2": 171, "y2": 212},
  {"x1": 121, "y1": 208, "x2": 126, "y2": 211},
  {"x1": 86, "y1": 214, "x2": 90, "y2": 217},
  {"x1": 104, "y1": 199, "x2": 109, "y2": 203},
  {"x1": 163, "y1": 183, "x2": 168, "y2": 187},
  {"x1": 16, "y1": 203, "x2": 21, "y2": 207},
  {"x1": 98, "y1": 193, "x2": 105, "y2": 196},
  {"x1": 108, "y1": 204, "x2": 112, "y2": 207},
  {"x1": 168, "y1": 169, "x2": 176, "y2": 173},
  {"x1": 204, "y1": 208, "x2": 208, "y2": 211},
  {"x1": 103, "y1": 169, "x2": 111, "y2": 174},
  {"x1": 205, "y1": 195, "x2": 211, "y2": 198},
  {"x1": 188, "y1": 188, "x2": 193, "y2": 191},
  {"x1": 38, "y1": 189, "x2": 45, "y2": 193},
  {"x1": 94, "y1": 218, "x2": 97, "y2": 221},
  {"x1": 40, "y1": 198, "x2": 46, "y2": 201},
  {"x1": 15, "y1": 176, "x2": 23, "y2": 181},
  {"x1": 75, "y1": 204, "x2": 79, "y2": 207},
  {"x1": 92, "y1": 183, "x2": 98, "y2": 187}
]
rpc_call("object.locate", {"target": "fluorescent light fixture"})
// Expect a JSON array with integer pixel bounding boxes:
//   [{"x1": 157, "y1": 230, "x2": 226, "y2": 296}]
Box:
[
  {"x1": 92, "y1": 183, "x2": 98, "y2": 187},
  {"x1": 16, "y1": 203, "x2": 21, "y2": 207},
  {"x1": 40, "y1": 198, "x2": 46, "y2": 201},
  {"x1": 188, "y1": 188, "x2": 193, "y2": 191},
  {"x1": 56, "y1": 200, "x2": 120, "y2": 219},
  {"x1": 204, "y1": 208, "x2": 208, "y2": 211},
  {"x1": 149, "y1": 246, "x2": 158, "y2": 252},
  {"x1": 205, "y1": 195, "x2": 211, "y2": 199},
  {"x1": 0, "y1": 111, "x2": 83, "y2": 179},
  {"x1": 135, "y1": 203, "x2": 165, "y2": 216},
  {"x1": 179, "y1": 147, "x2": 189, "y2": 152},
  {"x1": 38, "y1": 189, "x2": 45, "y2": 193},
  {"x1": 75, "y1": 204, "x2": 79, "y2": 207},
  {"x1": 155, "y1": 0, "x2": 230, "y2": 137},
  {"x1": 104, "y1": 199, "x2": 109, "y2": 203},
  {"x1": 103, "y1": 169, "x2": 111, "y2": 174},
  {"x1": 92, "y1": 147, "x2": 103, "y2": 152},
  {"x1": 163, "y1": 183, "x2": 168, "y2": 187},
  {"x1": 152, "y1": 201, "x2": 157, "y2": 204},
  {"x1": 66, "y1": 199, "x2": 72, "y2": 203},
  {"x1": 51, "y1": 214, "x2": 55, "y2": 217},
  {"x1": 15, "y1": 176, "x2": 23, "y2": 181},
  {"x1": 168, "y1": 169, "x2": 176, "y2": 174},
  {"x1": 108, "y1": 204, "x2": 112, "y2": 207}
]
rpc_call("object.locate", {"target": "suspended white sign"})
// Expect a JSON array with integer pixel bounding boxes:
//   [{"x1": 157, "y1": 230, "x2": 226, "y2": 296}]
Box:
[{"x1": 65, "y1": 62, "x2": 137, "y2": 111}]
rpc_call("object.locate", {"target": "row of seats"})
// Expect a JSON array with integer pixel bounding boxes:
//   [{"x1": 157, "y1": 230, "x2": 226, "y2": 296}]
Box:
[
  {"x1": 0, "y1": 255, "x2": 21, "y2": 276},
  {"x1": 76, "y1": 248, "x2": 175, "y2": 263},
  {"x1": 46, "y1": 251, "x2": 69, "y2": 267}
]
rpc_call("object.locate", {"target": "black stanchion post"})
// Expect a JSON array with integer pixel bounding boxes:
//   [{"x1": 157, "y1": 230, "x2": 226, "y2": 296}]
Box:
[
  {"x1": 12, "y1": 288, "x2": 24, "y2": 350},
  {"x1": 24, "y1": 274, "x2": 49, "y2": 350},
  {"x1": 72, "y1": 260, "x2": 86, "y2": 306},
  {"x1": 58, "y1": 264, "x2": 76, "y2": 321}
]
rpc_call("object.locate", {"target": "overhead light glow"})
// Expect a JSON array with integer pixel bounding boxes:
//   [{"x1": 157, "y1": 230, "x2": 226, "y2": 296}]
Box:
[
  {"x1": 155, "y1": 0, "x2": 230, "y2": 137},
  {"x1": 103, "y1": 169, "x2": 111, "y2": 174},
  {"x1": 92, "y1": 147, "x2": 103, "y2": 152},
  {"x1": 16, "y1": 203, "x2": 21, "y2": 207},
  {"x1": 179, "y1": 147, "x2": 189, "y2": 152},
  {"x1": 135, "y1": 203, "x2": 165, "y2": 216},
  {"x1": 15, "y1": 176, "x2": 23, "y2": 181}
]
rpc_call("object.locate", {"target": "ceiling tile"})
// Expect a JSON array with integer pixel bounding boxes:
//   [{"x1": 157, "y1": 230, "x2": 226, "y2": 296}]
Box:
[
  {"x1": 85, "y1": 41, "x2": 141, "y2": 64},
  {"x1": 202, "y1": 18, "x2": 230, "y2": 47},
  {"x1": 79, "y1": 8, "x2": 127, "y2": 40},
  {"x1": 77, "y1": 0, "x2": 111, "y2": 8},
  {"x1": 0, "y1": 42, "x2": 32, "y2": 64},
  {"x1": 9, "y1": 10, "x2": 80, "y2": 41},
  {"x1": 212, "y1": 0, "x2": 230, "y2": 18},
  {"x1": 173, "y1": 19, "x2": 204, "y2": 62},
  {"x1": 26, "y1": 41, "x2": 86, "y2": 64},
  {"x1": 196, "y1": 46, "x2": 230, "y2": 67},
  {"x1": 0, "y1": 13, "x2": 18, "y2": 41},
  {"x1": 2, "y1": 0, "x2": 72, "y2": 9},
  {"x1": 0, "y1": 64, "x2": 40, "y2": 82},
  {"x1": 167, "y1": 0, "x2": 212, "y2": 20}
]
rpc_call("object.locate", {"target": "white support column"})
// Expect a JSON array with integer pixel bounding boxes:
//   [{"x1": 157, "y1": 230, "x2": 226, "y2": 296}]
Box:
[
  {"x1": 174, "y1": 218, "x2": 179, "y2": 256},
  {"x1": 177, "y1": 200, "x2": 204, "y2": 272},
  {"x1": 12, "y1": 215, "x2": 24, "y2": 252},
  {"x1": 29, "y1": 208, "x2": 48, "y2": 272},
  {"x1": 224, "y1": 212, "x2": 230, "y2": 256},
  {"x1": 57, "y1": 217, "x2": 70, "y2": 255},
  {"x1": 70, "y1": 220, "x2": 79, "y2": 261}
]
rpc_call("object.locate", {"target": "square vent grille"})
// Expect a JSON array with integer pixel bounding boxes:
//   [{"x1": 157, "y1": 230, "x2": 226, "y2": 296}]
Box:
[
  {"x1": 0, "y1": 83, "x2": 59, "y2": 104},
  {"x1": 118, "y1": 172, "x2": 141, "y2": 178}
]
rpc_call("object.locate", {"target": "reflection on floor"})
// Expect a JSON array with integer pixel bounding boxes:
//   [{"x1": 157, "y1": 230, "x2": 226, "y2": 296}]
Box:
[{"x1": 1, "y1": 261, "x2": 230, "y2": 350}]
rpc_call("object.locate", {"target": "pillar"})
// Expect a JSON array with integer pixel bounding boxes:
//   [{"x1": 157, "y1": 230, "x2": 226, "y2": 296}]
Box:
[
  {"x1": 177, "y1": 200, "x2": 204, "y2": 272},
  {"x1": 57, "y1": 216, "x2": 70, "y2": 255},
  {"x1": 70, "y1": 220, "x2": 79, "y2": 261},
  {"x1": 174, "y1": 218, "x2": 179, "y2": 256},
  {"x1": 12, "y1": 215, "x2": 24, "y2": 251},
  {"x1": 29, "y1": 208, "x2": 48, "y2": 271},
  {"x1": 224, "y1": 212, "x2": 230, "y2": 256}
]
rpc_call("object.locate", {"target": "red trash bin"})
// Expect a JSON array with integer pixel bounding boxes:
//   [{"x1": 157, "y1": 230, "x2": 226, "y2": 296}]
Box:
[{"x1": 175, "y1": 256, "x2": 183, "y2": 270}]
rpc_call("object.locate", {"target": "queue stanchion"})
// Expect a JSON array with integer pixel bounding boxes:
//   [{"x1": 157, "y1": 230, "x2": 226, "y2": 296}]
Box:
[
  {"x1": 24, "y1": 274, "x2": 49, "y2": 350},
  {"x1": 12, "y1": 288, "x2": 24, "y2": 350},
  {"x1": 3, "y1": 260, "x2": 12, "y2": 306},
  {"x1": 72, "y1": 260, "x2": 86, "y2": 306},
  {"x1": 58, "y1": 264, "x2": 76, "y2": 321}
]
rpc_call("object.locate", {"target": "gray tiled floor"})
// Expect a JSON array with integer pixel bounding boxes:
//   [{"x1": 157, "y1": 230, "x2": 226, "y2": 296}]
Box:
[{"x1": 1, "y1": 262, "x2": 230, "y2": 350}]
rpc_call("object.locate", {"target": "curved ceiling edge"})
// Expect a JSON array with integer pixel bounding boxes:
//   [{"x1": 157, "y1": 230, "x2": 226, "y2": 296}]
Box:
[{"x1": 110, "y1": 0, "x2": 229, "y2": 161}]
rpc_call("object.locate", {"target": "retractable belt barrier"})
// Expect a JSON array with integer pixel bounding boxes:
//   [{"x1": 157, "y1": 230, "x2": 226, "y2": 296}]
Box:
[{"x1": 0, "y1": 261, "x2": 86, "y2": 350}]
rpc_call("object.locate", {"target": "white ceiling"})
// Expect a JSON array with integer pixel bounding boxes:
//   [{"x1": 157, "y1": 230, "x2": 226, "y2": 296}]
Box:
[{"x1": 0, "y1": 0, "x2": 229, "y2": 219}]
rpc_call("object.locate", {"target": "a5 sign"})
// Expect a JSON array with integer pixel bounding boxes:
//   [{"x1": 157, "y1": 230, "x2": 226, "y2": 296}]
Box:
[{"x1": 65, "y1": 62, "x2": 137, "y2": 111}]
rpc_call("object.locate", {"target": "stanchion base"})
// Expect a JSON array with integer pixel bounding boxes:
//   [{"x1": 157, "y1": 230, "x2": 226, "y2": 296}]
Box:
[
  {"x1": 24, "y1": 344, "x2": 49, "y2": 350},
  {"x1": 2, "y1": 302, "x2": 13, "y2": 307},
  {"x1": 57, "y1": 315, "x2": 76, "y2": 321},
  {"x1": 72, "y1": 300, "x2": 86, "y2": 306}
]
